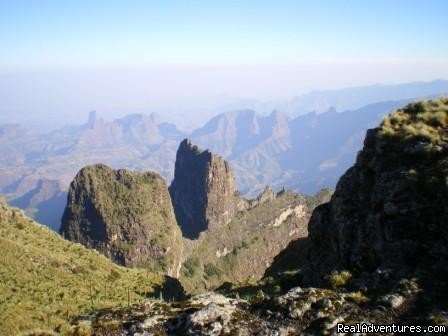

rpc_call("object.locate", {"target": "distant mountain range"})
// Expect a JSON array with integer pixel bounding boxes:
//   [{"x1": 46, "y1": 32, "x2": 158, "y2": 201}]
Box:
[
  {"x1": 1, "y1": 79, "x2": 447, "y2": 230},
  {"x1": 276, "y1": 79, "x2": 448, "y2": 116}
]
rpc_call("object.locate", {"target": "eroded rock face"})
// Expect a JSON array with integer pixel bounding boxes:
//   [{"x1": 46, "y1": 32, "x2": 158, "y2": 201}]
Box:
[
  {"x1": 306, "y1": 98, "x2": 448, "y2": 285},
  {"x1": 60, "y1": 164, "x2": 182, "y2": 276},
  {"x1": 169, "y1": 139, "x2": 241, "y2": 239}
]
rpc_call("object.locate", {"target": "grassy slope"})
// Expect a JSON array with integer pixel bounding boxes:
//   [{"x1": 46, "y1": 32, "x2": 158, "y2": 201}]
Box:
[{"x1": 0, "y1": 198, "x2": 162, "y2": 335}]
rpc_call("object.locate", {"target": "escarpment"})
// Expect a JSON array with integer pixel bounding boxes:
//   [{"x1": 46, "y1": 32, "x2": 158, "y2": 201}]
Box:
[
  {"x1": 305, "y1": 98, "x2": 448, "y2": 286},
  {"x1": 59, "y1": 164, "x2": 182, "y2": 276},
  {"x1": 169, "y1": 139, "x2": 243, "y2": 239}
]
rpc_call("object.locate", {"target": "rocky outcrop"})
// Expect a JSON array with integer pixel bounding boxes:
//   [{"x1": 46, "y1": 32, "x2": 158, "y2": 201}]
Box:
[
  {"x1": 69, "y1": 284, "x2": 419, "y2": 336},
  {"x1": 305, "y1": 98, "x2": 448, "y2": 287},
  {"x1": 169, "y1": 139, "x2": 242, "y2": 239},
  {"x1": 60, "y1": 164, "x2": 182, "y2": 277}
]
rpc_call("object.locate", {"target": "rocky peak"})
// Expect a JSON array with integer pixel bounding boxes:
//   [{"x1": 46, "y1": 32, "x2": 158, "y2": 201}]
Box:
[
  {"x1": 169, "y1": 139, "x2": 240, "y2": 239},
  {"x1": 305, "y1": 98, "x2": 448, "y2": 287},
  {"x1": 86, "y1": 110, "x2": 97, "y2": 128},
  {"x1": 60, "y1": 164, "x2": 182, "y2": 276}
]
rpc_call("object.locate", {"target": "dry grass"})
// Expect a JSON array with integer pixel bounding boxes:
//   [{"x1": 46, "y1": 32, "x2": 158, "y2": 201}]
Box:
[
  {"x1": 0, "y1": 198, "x2": 162, "y2": 335},
  {"x1": 378, "y1": 97, "x2": 448, "y2": 146}
]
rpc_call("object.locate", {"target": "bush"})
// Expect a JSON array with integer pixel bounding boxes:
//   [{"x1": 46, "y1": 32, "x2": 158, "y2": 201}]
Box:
[
  {"x1": 327, "y1": 270, "x2": 352, "y2": 289},
  {"x1": 182, "y1": 258, "x2": 200, "y2": 278},
  {"x1": 204, "y1": 263, "x2": 222, "y2": 278}
]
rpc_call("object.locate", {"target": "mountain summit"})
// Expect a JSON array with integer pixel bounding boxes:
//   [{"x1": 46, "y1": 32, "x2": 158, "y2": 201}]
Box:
[{"x1": 169, "y1": 139, "x2": 242, "y2": 239}]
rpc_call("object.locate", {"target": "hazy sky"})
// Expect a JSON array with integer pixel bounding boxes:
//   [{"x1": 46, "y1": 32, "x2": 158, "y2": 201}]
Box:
[{"x1": 1, "y1": 0, "x2": 448, "y2": 128}]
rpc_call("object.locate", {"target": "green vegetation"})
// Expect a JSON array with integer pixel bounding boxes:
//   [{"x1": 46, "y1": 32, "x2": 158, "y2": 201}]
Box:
[
  {"x1": 327, "y1": 270, "x2": 352, "y2": 289},
  {"x1": 0, "y1": 198, "x2": 162, "y2": 335},
  {"x1": 378, "y1": 98, "x2": 448, "y2": 149},
  {"x1": 344, "y1": 291, "x2": 368, "y2": 304}
]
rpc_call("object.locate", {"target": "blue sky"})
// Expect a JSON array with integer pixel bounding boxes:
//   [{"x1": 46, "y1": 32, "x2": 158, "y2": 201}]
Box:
[
  {"x1": 1, "y1": 1, "x2": 448, "y2": 127},
  {"x1": 1, "y1": 0, "x2": 447, "y2": 67}
]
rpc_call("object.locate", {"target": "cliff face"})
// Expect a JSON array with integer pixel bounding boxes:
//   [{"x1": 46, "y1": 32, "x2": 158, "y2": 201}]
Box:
[
  {"x1": 305, "y1": 98, "x2": 448, "y2": 285},
  {"x1": 60, "y1": 164, "x2": 182, "y2": 276},
  {"x1": 169, "y1": 139, "x2": 241, "y2": 239}
]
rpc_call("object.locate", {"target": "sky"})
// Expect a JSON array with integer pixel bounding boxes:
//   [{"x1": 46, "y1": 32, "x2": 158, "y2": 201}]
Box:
[{"x1": 1, "y1": 0, "x2": 448, "y2": 128}]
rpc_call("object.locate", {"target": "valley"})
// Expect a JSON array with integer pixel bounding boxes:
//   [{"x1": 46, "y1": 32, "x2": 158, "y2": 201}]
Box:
[{"x1": 1, "y1": 98, "x2": 447, "y2": 335}]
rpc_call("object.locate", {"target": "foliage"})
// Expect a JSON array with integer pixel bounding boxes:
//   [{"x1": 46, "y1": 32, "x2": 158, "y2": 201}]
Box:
[{"x1": 327, "y1": 270, "x2": 352, "y2": 289}]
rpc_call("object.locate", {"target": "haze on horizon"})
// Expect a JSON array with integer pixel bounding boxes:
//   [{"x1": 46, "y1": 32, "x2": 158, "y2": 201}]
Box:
[{"x1": 1, "y1": 0, "x2": 448, "y2": 129}]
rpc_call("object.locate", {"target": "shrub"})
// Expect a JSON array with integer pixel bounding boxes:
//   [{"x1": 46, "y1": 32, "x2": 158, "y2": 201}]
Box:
[
  {"x1": 327, "y1": 270, "x2": 352, "y2": 289},
  {"x1": 182, "y1": 258, "x2": 200, "y2": 278},
  {"x1": 204, "y1": 263, "x2": 222, "y2": 278}
]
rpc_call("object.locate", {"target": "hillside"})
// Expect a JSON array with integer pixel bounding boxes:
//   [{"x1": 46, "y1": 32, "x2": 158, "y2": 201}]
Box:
[
  {"x1": 180, "y1": 188, "x2": 332, "y2": 293},
  {"x1": 0, "y1": 197, "x2": 163, "y2": 335}
]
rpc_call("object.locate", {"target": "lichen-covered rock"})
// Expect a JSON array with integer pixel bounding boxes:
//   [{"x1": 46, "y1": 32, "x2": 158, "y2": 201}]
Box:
[
  {"x1": 169, "y1": 139, "x2": 242, "y2": 239},
  {"x1": 60, "y1": 164, "x2": 182, "y2": 276},
  {"x1": 69, "y1": 286, "x2": 403, "y2": 336}
]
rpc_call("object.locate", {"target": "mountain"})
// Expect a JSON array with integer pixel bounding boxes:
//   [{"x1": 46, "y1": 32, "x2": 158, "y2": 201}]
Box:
[
  {"x1": 277, "y1": 79, "x2": 448, "y2": 116},
  {"x1": 0, "y1": 113, "x2": 185, "y2": 231},
  {"x1": 169, "y1": 139, "x2": 244, "y2": 239},
  {"x1": 53, "y1": 139, "x2": 332, "y2": 296},
  {"x1": 165, "y1": 139, "x2": 332, "y2": 291},
  {"x1": 65, "y1": 98, "x2": 448, "y2": 336},
  {"x1": 60, "y1": 164, "x2": 183, "y2": 276},
  {"x1": 191, "y1": 100, "x2": 409, "y2": 196},
  {"x1": 0, "y1": 197, "x2": 163, "y2": 335},
  {"x1": 304, "y1": 98, "x2": 448, "y2": 287},
  {"x1": 2, "y1": 81, "x2": 448, "y2": 231},
  {"x1": 9, "y1": 178, "x2": 66, "y2": 231}
]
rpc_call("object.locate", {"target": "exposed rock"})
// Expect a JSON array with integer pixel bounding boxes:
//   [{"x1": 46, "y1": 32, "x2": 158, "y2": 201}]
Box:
[
  {"x1": 378, "y1": 294, "x2": 405, "y2": 309},
  {"x1": 169, "y1": 139, "x2": 242, "y2": 239},
  {"x1": 248, "y1": 186, "x2": 277, "y2": 207},
  {"x1": 305, "y1": 98, "x2": 448, "y2": 287},
  {"x1": 69, "y1": 285, "x2": 400, "y2": 336},
  {"x1": 60, "y1": 164, "x2": 182, "y2": 276}
]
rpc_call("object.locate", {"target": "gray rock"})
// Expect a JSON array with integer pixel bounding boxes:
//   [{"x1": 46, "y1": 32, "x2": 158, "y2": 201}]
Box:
[{"x1": 378, "y1": 294, "x2": 405, "y2": 309}]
